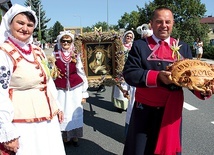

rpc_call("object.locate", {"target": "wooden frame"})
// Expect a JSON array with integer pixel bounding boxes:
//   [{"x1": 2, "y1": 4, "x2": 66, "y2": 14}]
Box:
[{"x1": 74, "y1": 31, "x2": 125, "y2": 87}]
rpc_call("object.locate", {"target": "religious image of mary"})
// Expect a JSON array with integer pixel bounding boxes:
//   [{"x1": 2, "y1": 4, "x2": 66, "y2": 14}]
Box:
[{"x1": 89, "y1": 46, "x2": 108, "y2": 75}]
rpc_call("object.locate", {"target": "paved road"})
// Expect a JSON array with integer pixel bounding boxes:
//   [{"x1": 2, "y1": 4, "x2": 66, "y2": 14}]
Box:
[
  {"x1": 44, "y1": 47, "x2": 53, "y2": 56},
  {"x1": 66, "y1": 87, "x2": 126, "y2": 155},
  {"x1": 43, "y1": 48, "x2": 214, "y2": 155},
  {"x1": 44, "y1": 48, "x2": 125, "y2": 155},
  {"x1": 182, "y1": 89, "x2": 214, "y2": 155}
]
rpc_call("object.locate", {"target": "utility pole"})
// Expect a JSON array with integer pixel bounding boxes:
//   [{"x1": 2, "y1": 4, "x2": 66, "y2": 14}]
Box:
[
  {"x1": 107, "y1": 0, "x2": 109, "y2": 31},
  {"x1": 38, "y1": 4, "x2": 40, "y2": 31},
  {"x1": 38, "y1": 4, "x2": 42, "y2": 42}
]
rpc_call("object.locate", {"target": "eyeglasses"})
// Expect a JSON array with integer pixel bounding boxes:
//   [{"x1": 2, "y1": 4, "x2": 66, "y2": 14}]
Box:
[
  {"x1": 126, "y1": 35, "x2": 133, "y2": 39},
  {"x1": 61, "y1": 40, "x2": 72, "y2": 43}
]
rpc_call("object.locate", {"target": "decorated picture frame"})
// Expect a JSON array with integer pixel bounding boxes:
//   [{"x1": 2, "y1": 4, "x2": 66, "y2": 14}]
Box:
[{"x1": 74, "y1": 30, "x2": 125, "y2": 88}]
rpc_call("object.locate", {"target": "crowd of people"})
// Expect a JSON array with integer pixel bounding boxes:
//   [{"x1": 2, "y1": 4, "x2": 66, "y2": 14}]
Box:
[{"x1": 0, "y1": 3, "x2": 214, "y2": 155}]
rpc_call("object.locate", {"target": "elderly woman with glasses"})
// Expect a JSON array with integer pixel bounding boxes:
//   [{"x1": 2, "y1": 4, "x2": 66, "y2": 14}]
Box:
[
  {"x1": 112, "y1": 30, "x2": 135, "y2": 113},
  {"x1": 0, "y1": 4, "x2": 66, "y2": 155},
  {"x1": 52, "y1": 31, "x2": 89, "y2": 147}
]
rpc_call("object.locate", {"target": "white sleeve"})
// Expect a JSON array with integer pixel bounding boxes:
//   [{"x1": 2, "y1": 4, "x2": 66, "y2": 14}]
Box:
[
  {"x1": 76, "y1": 54, "x2": 89, "y2": 98},
  {"x1": 0, "y1": 50, "x2": 20, "y2": 143},
  {"x1": 42, "y1": 49, "x2": 62, "y2": 111},
  {"x1": 47, "y1": 77, "x2": 63, "y2": 111}
]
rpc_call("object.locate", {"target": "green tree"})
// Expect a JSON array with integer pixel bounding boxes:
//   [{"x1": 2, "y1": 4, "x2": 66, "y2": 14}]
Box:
[
  {"x1": 118, "y1": 0, "x2": 210, "y2": 45},
  {"x1": 82, "y1": 23, "x2": 119, "y2": 32},
  {"x1": 92, "y1": 21, "x2": 109, "y2": 32},
  {"x1": 82, "y1": 26, "x2": 93, "y2": 33},
  {"x1": 45, "y1": 27, "x2": 54, "y2": 43},
  {"x1": 51, "y1": 21, "x2": 64, "y2": 41},
  {"x1": 161, "y1": 0, "x2": 209, "y2": 44},
  {"x1": 109, "y1": 25, "x2": 120, "y2": 31},
  {"x1": 118, "y1": 11, "x2": 140, "y2": 39},
  {"x1": 24, "y1": 0, "x2": 50, "y2": 41},
  {"x1": 118, "y1": 11, "x2": 140, "y2": 30}
]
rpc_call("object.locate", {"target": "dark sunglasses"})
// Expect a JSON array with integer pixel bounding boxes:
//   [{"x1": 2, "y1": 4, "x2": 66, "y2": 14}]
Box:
[{"x1": 61, "y1": 40, "x2": 72, "y2": 43}]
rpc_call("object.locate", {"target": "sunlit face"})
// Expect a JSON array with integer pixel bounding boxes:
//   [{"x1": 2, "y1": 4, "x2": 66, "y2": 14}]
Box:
[
  {"x1": 125, "y1": 33, "x2": 133, "y2": 44},
  {"x1": 96, "y1": 51, "x2": 102, "y2": 60},
  {"x1": 150, "y1": 9, "x2": 174, "y2": 40},
  {"x1": 60, "y1": 36, "x2": 72, "y2": 50},
  {"x1": 9, "y1": 13, "x2": 35, "y2": 42}
]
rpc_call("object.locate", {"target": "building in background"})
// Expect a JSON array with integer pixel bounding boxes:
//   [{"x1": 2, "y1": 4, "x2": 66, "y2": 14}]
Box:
[
  {"x1": 200, "y1": 16, "x2": 214, "y2": 45},
  {"x1": 64, "y1": 27, "x2": 82, "y2": 35}
]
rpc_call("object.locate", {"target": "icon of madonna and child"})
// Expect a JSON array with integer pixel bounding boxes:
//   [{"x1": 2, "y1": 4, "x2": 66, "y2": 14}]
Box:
[{"x1": 88, "y1": 44, "x2": 112, "y2": 76}]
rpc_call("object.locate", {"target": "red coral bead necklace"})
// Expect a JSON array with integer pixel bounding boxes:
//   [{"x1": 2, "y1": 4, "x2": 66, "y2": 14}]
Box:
[
  {"x1": 8, "y1": 37, "x2": 32, "y2": 55},
  {"x1": 60, "y1": 49, "x2": 72, "y2": 63}
]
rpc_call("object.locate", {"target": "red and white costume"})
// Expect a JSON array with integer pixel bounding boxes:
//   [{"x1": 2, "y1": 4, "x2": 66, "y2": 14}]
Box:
[
  {"x1": 0, "y1": 34, "x2": 65, "y2": 155},
  {"x1": 53, "y1": 32, "x2": 89, "y2": 141}
]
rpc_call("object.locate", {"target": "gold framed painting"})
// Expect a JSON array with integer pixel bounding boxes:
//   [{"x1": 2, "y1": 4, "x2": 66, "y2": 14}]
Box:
[{"x1": 74, "y1": 31, "x2": 125, "y2": 87}]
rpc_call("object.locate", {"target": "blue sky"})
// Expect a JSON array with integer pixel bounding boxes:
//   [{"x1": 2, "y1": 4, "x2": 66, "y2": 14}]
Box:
[{"x1": 11, "y1": 0, "x2": 213, "y2": 28}]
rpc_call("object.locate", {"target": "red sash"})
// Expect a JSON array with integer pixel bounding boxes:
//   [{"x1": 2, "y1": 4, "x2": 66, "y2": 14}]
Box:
[{"x1": 135, "y1": 87, "x2": 183, "y2": 155}]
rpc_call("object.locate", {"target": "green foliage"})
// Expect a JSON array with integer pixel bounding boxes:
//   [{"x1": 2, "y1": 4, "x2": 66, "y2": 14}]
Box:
[
  {"x1": 166, "y1": 0, "x2": 209, "y2": 45},
  {"x1": 82, "y1": 24, "x2": 119, "y2": 33},
  {"x1": 203, "y1": 45, "x2": 214, "y2": 59},
  {"x1": 83, "y1": 26, "x2": 93, "y2": 32},
  {"x1": 118, "y1": 0, "x2": 210, "y2": 46},
  {"x1": 38, "y1": 29, "x2": 42, "y2": 41},
  {"x1": 109, "y1": 25, "x2": 119, "y2": 31},
  {"x1": 137, "y1": 3, "x2": 153, "y2": 25},
  {"x1": 53, "y1": 21, "x2": 64, "y2": 37},
  {"x1": 24, "y1": 0, "x2": 50, "y2": 41},
  {"x1": 45, "y1": 21, "x2": 63, "y2": 43},
  {"x1": 51, "y1": 21, "x2": 64, "y2": 40},
  {"x1": 90, "y1": 21, "x2": 119, "y2": 32},
  {"x1": 92, "y1": 21, "x2": 108, "y2": 32},
  {"x1": 118, "y1": 11, "x2": 140, "y2": 30}
]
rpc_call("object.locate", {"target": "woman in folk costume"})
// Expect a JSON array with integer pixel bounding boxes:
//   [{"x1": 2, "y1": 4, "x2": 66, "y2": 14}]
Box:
[
  {"x1": 112, "y1": 30, "x2": 135, "y2": 113},
  {"x1": 0, "y1": 4, "x2": 65, "y2": 155},
  {"x1": 53, "y1": 31, "x2": 89, "y2": 147}
]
